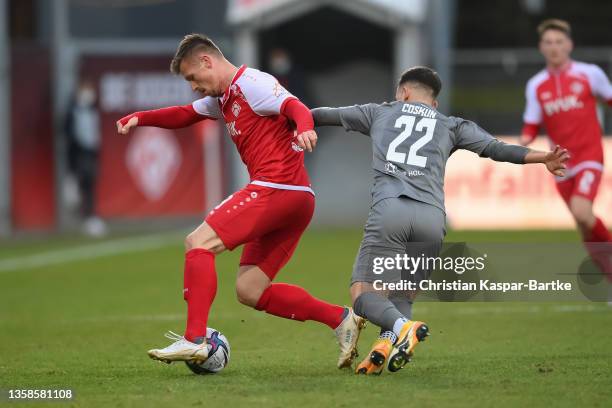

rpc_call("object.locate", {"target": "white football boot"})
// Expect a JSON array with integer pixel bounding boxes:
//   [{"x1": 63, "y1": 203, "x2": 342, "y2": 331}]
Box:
[
  {"x1": 147, "y1": 331, "x2": 209, "y2": 364},
  {"x1": 335, "y1": 307, "x2": 367, "y2": 369}
]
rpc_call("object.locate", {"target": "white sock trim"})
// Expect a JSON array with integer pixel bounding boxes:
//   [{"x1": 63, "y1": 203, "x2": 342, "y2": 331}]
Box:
[
  {"x1": 379, "y1": 330, "x2": 397, "y2": 344},
  {"x1": 392, "y1": 317, "x2": 408, "y2": 338}
]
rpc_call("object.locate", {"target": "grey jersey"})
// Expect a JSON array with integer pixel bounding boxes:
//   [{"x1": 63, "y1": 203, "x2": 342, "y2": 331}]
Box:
[{"x1": 313, "y1": 101, "x2": 528, "y2": 212}]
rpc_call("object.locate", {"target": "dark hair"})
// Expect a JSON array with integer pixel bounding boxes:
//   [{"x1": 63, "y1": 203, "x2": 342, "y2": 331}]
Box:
[
  {"x1": 170, "y1": 34, "x2": 222, "y2": 74},
  {"x1": 537, "y1": 19, "x2": 571, "y2": 38},
  {"x1": 398, "y1": 66, "x2": 442, "y2": 98}
]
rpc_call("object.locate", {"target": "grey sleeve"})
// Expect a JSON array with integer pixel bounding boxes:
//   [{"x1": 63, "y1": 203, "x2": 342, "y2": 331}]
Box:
[
  {"x1": 311, "y1": 104, "x2": 378, "y2": 135},
  {"x1": 311, "y1": 107, "x2": 342, "y2": 126},
  {"x1": 455, "y1": 119, "x2": 528, "y2": 164}
]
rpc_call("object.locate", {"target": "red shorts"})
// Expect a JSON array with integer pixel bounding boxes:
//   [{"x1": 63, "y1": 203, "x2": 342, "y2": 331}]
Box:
[
  {"x1": 205, "y1": 184, "x2": 315, "y2": 279},
  {"x1": 556, "y1": 166, "x2": 603, "y2": 203}
]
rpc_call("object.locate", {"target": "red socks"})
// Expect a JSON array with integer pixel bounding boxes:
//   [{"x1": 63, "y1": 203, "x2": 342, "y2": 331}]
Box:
[
  {"x1": 584, "y1": 217, "x2": 612, "y2": 282},
  {"x1": 181, "y1": 249, "x2": 344, "y2": 340},
  {"x1": 183, "y1": 249, "x2": 217, "y2": 342},
  {"x1": 588, "y1": 217, "x2": 612, "y2": 242},
  {"x1": 255, "y1": 283, "x2": 345, "y2": 329}
]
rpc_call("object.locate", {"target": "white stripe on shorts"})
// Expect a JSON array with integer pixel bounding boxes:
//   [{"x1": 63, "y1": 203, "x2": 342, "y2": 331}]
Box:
[
  {"x1": 250, "y1": 180, "x2": 315, "y2": 195},
  {"x1": 555, "y1": 160, "x2": 603, "y2": 182}
]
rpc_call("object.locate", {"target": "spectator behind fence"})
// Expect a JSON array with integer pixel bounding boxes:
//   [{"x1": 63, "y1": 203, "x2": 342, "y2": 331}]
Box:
[{"x1": 64, "y1": 79, "x2": 107, "y2": 237}]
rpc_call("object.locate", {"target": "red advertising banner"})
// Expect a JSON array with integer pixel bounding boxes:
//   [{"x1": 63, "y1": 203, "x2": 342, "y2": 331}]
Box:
[{"x1": 81, "y1": 56, "x2": 225, "y2": 219}]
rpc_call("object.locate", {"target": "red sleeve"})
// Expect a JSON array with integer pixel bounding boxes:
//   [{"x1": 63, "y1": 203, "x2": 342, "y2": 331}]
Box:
[
  {"x1": 521, "y1": 123, "x2": 539, "y2": 142},
  {"x1": 118, "y1": 104, "x2": 209, "y2": 129},
  {"x1": 280, "y1": 98, "x2": 314, "y2": 134}
]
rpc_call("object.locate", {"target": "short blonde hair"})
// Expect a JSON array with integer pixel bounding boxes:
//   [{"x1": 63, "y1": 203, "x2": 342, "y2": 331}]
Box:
[
  {"x1": 170, "y1": 34, "x2": 222, "y2": 74},
  {"x1": 537, "y1": 19, "x2": 571, "y2": 38}
]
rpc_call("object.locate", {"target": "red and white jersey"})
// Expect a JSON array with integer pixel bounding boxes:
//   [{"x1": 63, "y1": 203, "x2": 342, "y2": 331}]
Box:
[
  {"x1": 192, "y1": 65, "x2": 311, "y2": 191},
  {"x1": 523, "y1": 60, "x2": 612, "y2": 173}
]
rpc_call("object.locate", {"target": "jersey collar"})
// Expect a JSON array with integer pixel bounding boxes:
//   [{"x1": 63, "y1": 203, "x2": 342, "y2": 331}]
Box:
[
  {"x1": 547, "y1": 59, "x2": 572, "y2": 75},
  {"x1": 220, "y1": 64, "x2": 247, "y2": 107}
]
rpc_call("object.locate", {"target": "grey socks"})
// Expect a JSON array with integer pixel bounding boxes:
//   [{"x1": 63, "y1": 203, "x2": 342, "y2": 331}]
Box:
[{"x1": 353, "y1": 291, "x2": 404, "y2": 331}]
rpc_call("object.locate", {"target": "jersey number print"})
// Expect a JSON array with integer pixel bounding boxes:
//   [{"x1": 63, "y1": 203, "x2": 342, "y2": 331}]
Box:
[{"x1": 387, "y1": 115, "x2": 437, "y2": 168}]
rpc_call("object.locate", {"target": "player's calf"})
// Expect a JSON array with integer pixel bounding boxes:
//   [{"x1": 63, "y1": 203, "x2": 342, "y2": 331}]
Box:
[{"x1": 569, "y1": 196, "x2": 596, "y2": 236}]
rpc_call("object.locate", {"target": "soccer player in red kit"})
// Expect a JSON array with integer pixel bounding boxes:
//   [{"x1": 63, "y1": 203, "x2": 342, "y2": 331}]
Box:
[
  {"x1": 520, "y1": 19, "x2": 612, "y2": 281},
  {"x1": 116, "y1": 34, "x2": 365, "y2": 368}
]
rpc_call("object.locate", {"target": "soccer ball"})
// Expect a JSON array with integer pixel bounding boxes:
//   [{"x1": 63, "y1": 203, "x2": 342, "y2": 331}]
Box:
[{"x1": 185, "y1": 328, "x2": 230, "y2": 375}]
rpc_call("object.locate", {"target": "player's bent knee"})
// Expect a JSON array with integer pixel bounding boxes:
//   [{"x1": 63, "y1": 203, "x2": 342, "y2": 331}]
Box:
[
  {"x1": 184, "y1": 233, "x2": 207, "y2": 251},
  {"x1": 350, "y1": 281, "x2": 378, "y2": 305},
  {"x1": 235, "y1": 283, "x2": 263, "y2": 307},
  {"x1": 184, "y1": 234, "x2": 196, "y2": 250},
  {"x1": 235, "y1": 267, "x2": 270, "y2": 308}
]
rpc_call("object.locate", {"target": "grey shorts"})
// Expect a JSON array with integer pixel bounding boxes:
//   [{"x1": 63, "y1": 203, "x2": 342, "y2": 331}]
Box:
[{"x1": 351, "y1": 196, "x2": 446, "y2": 285}]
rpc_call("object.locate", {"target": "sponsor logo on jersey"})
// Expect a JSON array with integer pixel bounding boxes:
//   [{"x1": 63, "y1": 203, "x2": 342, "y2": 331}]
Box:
[
  {"x1": 543, "y1": 95, "x2": 584, "y2": 116},
  {"x1": 291, "y1": 141, "x2": 304, "y2": 152},
  {"x1": 272, "y1": 81, "x2": 286, "y2": 98},
  {"x1": 226, "y1": 121, "x2": 241, "y2": 137},
  {"x1": 385, "y1": 162, "x2": 400, "y2": 174},
  {"x1": 384, "y1": 161, "x2": 425, "y2": 177},
  {"x1": 541, "y1": 91, "x2": 552, "y2": 100},
  {"x1": 232, "y1": 101, "x2": 241, "y2": 117}
]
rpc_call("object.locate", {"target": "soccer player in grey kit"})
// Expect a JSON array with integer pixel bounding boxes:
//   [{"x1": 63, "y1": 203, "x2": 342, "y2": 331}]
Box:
[{"x1": 304, "y1": 66, "x2": 569, "y2": 375}]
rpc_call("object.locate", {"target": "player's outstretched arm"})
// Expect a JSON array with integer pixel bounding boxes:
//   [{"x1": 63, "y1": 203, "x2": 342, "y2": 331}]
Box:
[
  {"x1": 456, "y1": 119, "x2": 568, "y2": 176},
  {"x1": 116, "y1": 104, "x2": 208, "y2": 135},
  {"x1": 479, "y1": 138, "x2": 569, "y2": 176},
  {"x1": 311, "y1": 107, "x2": 342, "y2": 127},
  {"x1": 524, "y1": 145, "x2": 570, "y2": 177},
  {"x1": 311, "y1": 105, "x2": 376, "y2": 136}
]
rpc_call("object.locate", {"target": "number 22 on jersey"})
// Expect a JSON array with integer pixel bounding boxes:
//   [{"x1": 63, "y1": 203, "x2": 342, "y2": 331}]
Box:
[{"x1": 386, "y1": 115, "x2": 436, "y2": 168}]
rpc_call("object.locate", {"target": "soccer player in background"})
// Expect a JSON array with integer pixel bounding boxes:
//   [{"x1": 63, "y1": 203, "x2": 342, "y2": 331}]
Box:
[
  {"x1": 116, "y1": 34, "x2": 365, "y2": 368},
  {"x1": 520, "y1": 19, "x2": 612, "y2": 281},
  {"x1": 308, "y1": 66, "x2": 569, "y2": 374}
]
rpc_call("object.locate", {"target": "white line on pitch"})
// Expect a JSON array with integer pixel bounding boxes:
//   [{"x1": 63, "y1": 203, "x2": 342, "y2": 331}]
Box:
[
  {"x1": 0, "y1": 231, "x2": 187, "y2": 273},
  {"x1": 75, "y1": 313, "x2": 186, "y2": 323},
  {"x1": 65, "y1": 311, "x2": 266, "y2": 324}
]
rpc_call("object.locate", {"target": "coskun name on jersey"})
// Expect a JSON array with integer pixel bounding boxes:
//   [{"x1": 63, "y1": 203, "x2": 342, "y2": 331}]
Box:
[{"x1": 401, "y1": 104, "x2": 437, "y2": 119}]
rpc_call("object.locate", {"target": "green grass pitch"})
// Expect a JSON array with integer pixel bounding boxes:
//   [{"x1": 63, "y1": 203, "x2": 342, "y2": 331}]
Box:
[{"x1": 1, "y1": 229, "x2": 611, "y2": 407}]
